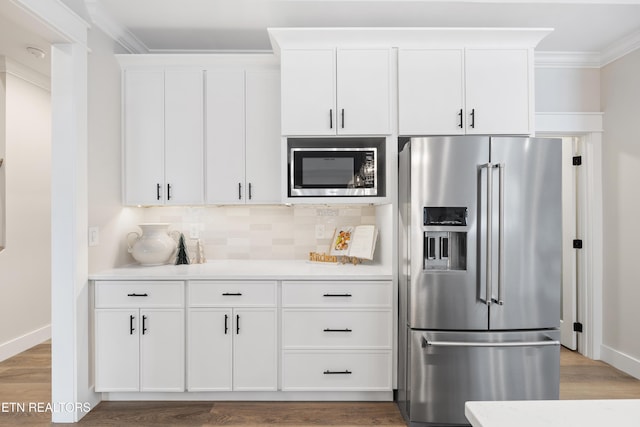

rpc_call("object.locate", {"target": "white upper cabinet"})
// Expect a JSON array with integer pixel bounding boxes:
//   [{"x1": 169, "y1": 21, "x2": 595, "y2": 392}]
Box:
[
  {"x1": 464, "y1": 49, "x2": 531, "y2": 135},
  {"x1": 206, "y1": 68, "x2": 281, "y2": 205},
  {"x1": 280, "y1": 48, "x2": 391, "y2": 136},
  {"x1": 123, "y1": 68, "x2": 204, "y2": 206},
  {"x1": 399, "y1": 48, "x2": 532, "y2": 136},
  {"x1": 281, "y1": 49, "x2": 335, "y2": 136},
  {"x1": 336, "y1": 49, "x2": 391, "y2": 135},
  {"x1": 398, "y1": 49, "x2": 464, "y2": 135},
  {"x1": 123, "y1": 70, "x2": 165, "y2": 206},
  {"x1": 245, "y1": 70, "x2": 281, "y2": 204},
  {"x1": 206, "y1": 70, "x2": 246, "y2": 204},
  {"x1": 164, "y1": 70, "x2": 205, "y2": 204}
]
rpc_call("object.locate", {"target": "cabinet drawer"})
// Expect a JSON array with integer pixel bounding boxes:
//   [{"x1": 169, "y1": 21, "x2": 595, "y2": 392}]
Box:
[
  {"x1": 282, "y1": 281, "x2": 392, "y2": 307},
  {"x1": 189, "y1": 281, "x2": 276, "y2": 307},
  {"x1": 282, "y1": 310, "x2": 391, "y2": 349},
  {"x1": 95, "y1": 281, "x2": 184, "y2": 308},
  {"x1": 282, "y1": 351, "x2": 391, "y2": 391}
]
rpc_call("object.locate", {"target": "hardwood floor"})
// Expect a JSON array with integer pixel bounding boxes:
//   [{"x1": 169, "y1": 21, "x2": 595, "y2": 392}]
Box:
[{"x1": 1, "y1": 342, "x2": 639, "y2": 426}]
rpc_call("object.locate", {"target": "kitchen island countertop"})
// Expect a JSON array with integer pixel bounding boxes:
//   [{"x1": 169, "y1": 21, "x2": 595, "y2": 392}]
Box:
[
  {"x1": 465, "y1": 399, "x2": 640, "y2": 427},
  {"x1": 89, "y1": 259, "x2": 392, "y2": 281}
]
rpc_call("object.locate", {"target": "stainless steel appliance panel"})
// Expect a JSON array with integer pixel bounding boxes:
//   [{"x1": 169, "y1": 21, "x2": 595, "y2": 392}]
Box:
[
  {"x1": 409, "y1": 137, "x2": 489, "y2": 330},
  {"x1": 397, "y1": 141, "x2": 411, "y2": 414},
  {"x1": 488, "y1": 137, "x2": 562, "y2": 330},
  {"x1": 409, "y1": 329, "x2": 560, "y2": 426}
]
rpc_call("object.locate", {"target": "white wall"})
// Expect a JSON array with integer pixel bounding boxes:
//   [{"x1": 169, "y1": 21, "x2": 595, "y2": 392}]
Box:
[
  {"x1": 535, "y1": 67, "x2": 600, "y2": 112},
  {"x1": 599, "y1": 48, "x2": 640, "y2": 376},
  {"x1": 87, "y1": 27, "x2": 141, "y2": 273},
  {"x1": 0, "y1": 71, "x2": 51, "y2": 361}
]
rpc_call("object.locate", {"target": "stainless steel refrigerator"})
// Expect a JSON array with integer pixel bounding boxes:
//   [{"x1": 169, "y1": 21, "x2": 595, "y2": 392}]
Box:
[{"x1": 397, "y1": 136, "x2": 562, "y2": 426}]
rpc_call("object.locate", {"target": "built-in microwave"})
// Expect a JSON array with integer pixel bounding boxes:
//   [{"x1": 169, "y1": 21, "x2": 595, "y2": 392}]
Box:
[{"x1": 288, "y1": 137, "x2": 385, "y2": 197}]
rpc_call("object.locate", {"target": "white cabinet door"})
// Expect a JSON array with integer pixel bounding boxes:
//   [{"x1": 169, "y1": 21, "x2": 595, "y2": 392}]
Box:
[
  {"x1": 398, "y1": 49, "x2": 465, "y2": 135},
  {"x1": 139, "y1": 309, "x2": 185, "y2": 392},
  {"x1": 187, "y1": 308, "x2": 233, "y2": 391},
  {"x1": 233, "y1": 309, "x2": 277, "y2": 390},
  {"x1": 245, "y1": 70, "x2": 281, "y2": 204},
  {"x1": 206, "y1": 70, "x2": 246, "y2": 204},
  {"x1": 336, "y1": 49, "x2": 391, "y2": 135},
  {"x1": 164, "y1": 69, "x2": 205, "y2": 205},
  {"x1": 280, "y1": 49, "x2": 336, "y2": 136},
  {"x1": 95, "y1": 309, "x2": 140, "y2": 392},
  {"x1": 465, "y1": 49, "x2": 531, "y2": 135},
  {"x1": 123, "y1": 70, "x2": 165, "y2": 205}
]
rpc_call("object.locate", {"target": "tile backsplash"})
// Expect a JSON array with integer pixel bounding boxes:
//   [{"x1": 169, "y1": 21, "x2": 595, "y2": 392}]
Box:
[{"x1": 136, "y1": 205, "x2": 376, "y2": 261}]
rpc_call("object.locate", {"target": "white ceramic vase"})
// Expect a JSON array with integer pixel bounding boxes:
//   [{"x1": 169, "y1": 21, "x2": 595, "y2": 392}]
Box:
[{"x1": 127, "y1": 223, "x2": 178, "y2": 266}]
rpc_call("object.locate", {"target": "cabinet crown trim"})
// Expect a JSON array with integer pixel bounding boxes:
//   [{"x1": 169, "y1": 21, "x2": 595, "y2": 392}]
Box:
[{"x1": 268, "y1": 27, "x2": 553, "y2": 55}]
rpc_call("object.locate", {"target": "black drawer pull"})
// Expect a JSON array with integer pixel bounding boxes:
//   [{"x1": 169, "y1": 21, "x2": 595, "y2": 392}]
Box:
[
  {"x1": 323, "y1": 328, "x2": 352, "y2": 332},
  {"x1": 323, "y1": 293, "x2": 352, "y2": 297},
  {"x1": 222, "y1": 292, "x2": 242, "y2": 296},
  {"x1": 127, "y1": 293, "x2": 148, "y2": 297},
  {"x1": 324, "y1": 370, "x2": 352, "y2": 375}
]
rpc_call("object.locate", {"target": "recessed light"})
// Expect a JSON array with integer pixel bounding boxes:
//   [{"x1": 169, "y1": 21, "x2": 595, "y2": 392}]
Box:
[{"x1": 26, "y1": 46, "x2": 46, "y2": 59}]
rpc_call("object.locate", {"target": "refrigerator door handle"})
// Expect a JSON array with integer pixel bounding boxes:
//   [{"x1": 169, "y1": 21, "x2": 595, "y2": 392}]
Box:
[
  {"x1": 422, "y1": 338, "x2": 560, "y2": 348},
  {"x1": 493, "y1": 163, "x2": 505, "y2": 306},
  {"x1": 481, "y1": 162, "x2": 493, "y2": 306}
]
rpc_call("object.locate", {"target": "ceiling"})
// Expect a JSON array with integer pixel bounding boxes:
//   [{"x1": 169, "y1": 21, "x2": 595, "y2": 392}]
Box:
[
  {"x1": 2, "y1": 0, "x2": 640, "y2": 79},
  {"x1": 91, "y1": 0, "x2": 640, "y2": 53}
]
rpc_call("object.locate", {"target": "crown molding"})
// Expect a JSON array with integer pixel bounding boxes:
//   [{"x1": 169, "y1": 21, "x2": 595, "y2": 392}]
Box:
[
  {"x1": 600, "y1": 29, "x2": 640, "y2": 67},
  {"x1": 85, "y1": 0, "x2": 148, "y2": 54},
  {"x1": 534, "y1": 51, "x2": 601, "y2": 68},
  {"x1": 0, "y1": 56, "x2": 50, "y2": 91}
]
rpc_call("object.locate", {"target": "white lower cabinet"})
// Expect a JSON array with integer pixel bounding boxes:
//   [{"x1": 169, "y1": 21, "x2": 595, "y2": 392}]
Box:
[
  {"x1": 281, "y1": 281, "x2": 393, "y2": 391},
  {"x1": 187, "y1": 281, "x2": 277, "y2": 391},
  {"x1": 283, "y1": 351, "x2": 392, "y2": 391},
  {"x1": 94, "y1": 281, "x2": 185, "y2": 392}
]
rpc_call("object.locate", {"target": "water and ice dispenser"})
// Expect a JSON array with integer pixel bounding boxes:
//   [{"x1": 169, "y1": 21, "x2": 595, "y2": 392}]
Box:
[{"x1": 423, "y1": 207, "x2": 467, "y2": 271}]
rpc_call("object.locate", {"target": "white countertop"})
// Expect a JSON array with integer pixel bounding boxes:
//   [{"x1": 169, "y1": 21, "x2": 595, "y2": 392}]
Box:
[
  {"x1": 465, "y1": 399, "x2": 640, "y2": 427},
  {"x1": 89, "y1": 259, "x2": 392, "y2": 281}
]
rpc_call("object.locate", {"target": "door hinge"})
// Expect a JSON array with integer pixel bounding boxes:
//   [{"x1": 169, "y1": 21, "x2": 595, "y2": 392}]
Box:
[
  {"x1": 572, "y1": 156, "x2": 582, "y2": 166},
  {"x1": 573, "y1": 322, "x2": 583, "y2": 333},
  {"x1": 573, "y1": 239, "x2": 583, "y2": 249}
]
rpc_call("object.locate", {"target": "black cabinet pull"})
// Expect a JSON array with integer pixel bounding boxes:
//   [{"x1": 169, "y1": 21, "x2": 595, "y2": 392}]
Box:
[
  {"x1": 127, "y1": 293, "x2": 148, "y2": 297},
  {"x1": 222, "y1": 292, "x2": 242, "y2": 296},
  {"x1": 458, "y1": 108, "x2": 463, "y2": 128},
  {"x1": 167, "y1": 183, "x2": 172, "y2": 200},
  {"x1": 341, "y1": 109, "x2": 345, "y2": 128},
  {"x1": 142, "y1": 315, "x2": 148, "y2": 335},
  {"x1": 323, "y1": 370, "x2": 352, "y2": 375},
  {"x1": 224, "y1": 314, "x2": 229, "y2": 335},
  {"x1": 329, "y1": 109, "x2": 333, "y2": 129},
  {"x1": 323, "y1": 293, "x2": 352, "y2": 297},
  {"x1": 470, "y1": 108, "x2": 475, "y2": 128},
  {"x1": 129, "y1": 315, "x2": 135, "y2": 335},
  {"x1": 236, "y1": 314, "x2": 240, "y2": 334},
  {"x1": 323, "y1": 328, "x2": 352, "y2": 332},
  {"x1": 248, "y1": 183, "x2": 252, "y2": 200},
  {"x1": 156, "y1": 183, "x2": 161, "y2": 200},
  {"x1": 238, "y1": 182, "x2": 242, "y2": 200}
]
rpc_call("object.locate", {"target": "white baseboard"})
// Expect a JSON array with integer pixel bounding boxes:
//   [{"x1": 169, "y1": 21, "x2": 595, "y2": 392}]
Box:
[
  {"x1": 0, "y1": 324, "x2": 51, "y2": 362},
  {"x1": 600, "y1": 344, "x2": 640, "y2": 380}
]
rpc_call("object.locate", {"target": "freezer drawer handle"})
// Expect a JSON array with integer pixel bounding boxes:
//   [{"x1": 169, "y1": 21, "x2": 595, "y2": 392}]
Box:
[
  {"x1": 323, "y1": 293, "x2": 352, "y2": 297},
  {"x1": 424, "y1": 339, "x2": 560, "y2": 348},
  {"x1": 323, "y1": 370, "x2": 352, "y2": 375},
  {"x1": 323, "y1": 328, "x2": 352, "y2": 332}
]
